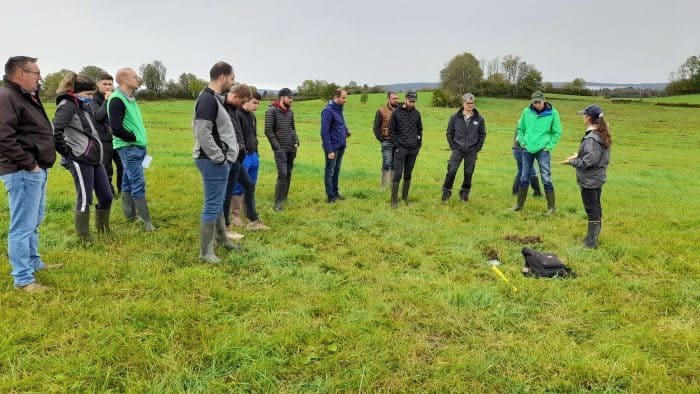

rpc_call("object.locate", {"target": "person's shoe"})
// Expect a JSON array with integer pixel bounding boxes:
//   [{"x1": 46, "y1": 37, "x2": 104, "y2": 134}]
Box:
[
  {"x1": 327, "y1": 197, "x2": 336, "y2": 204},
  {"x1": 216, "y1": 214, "x2": 241, "y2": 250},
  {"x1": 441, "y1": 189, "x2": 451, "y2": 203},
  {"x1": 584, "y1": 221, "x2": 601, "y2": 249},
  {"x1": 247, "y1": 219, "x2": 270, "y2": 231},
  {"x1": 39, "y1": 263, "x2": 64, "y2": 271},
  {"x1": 531, "y1": 176, "x2": 543, "y2": 197},
  {"x1": 95, "y1": 207, "x2": 111, "y2": 233},
  {"x1": 512, "y1": 186, "x2": 528, "y2": 211},
  {"x1": 74, "y1": 211, "x2": 94, "y2": 242},
  {"x1": 273, "y1": 201, "x2": 284, "y2": 212},
  {"x1": 15, "y1": 282, "x2": 48, "y2": 292},
  {"x1": 226, "y1": 229, "x2": 245, "y2": 240},
  {"x1": 133, "y1": 198, "x2": 156, "y2": 231},
  {"x1": 121, "y1": 191, "x2": 136, "y2": 220},
  {"x1": 459, "y1": 192, "x2": 469, "y2": 203},
  {"x1": 545, "y1": 191, "x2": 556, "y2": 215},
  {"x1": 401, "y1": 180, "x2": 411, "y2": 205},
  {"x1": 335, "y1": 193, "x2": 345, "y2": 200},
  {"x1": 199, "y1": 221, "x2": 220, "y2": 263}
]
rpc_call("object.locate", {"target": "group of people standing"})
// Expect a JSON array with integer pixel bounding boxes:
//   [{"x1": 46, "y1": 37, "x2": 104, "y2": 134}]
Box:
[{"x1": 0, "y1": 55, "x2": 612, "y2": 291}]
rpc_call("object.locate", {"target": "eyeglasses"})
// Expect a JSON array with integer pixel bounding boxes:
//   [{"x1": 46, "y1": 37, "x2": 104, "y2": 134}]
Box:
[
  {"x1": 22, "y1": 69, "x2": 41, "y2": 77},
  {"x1": 465, "y1": 102, "x2": 475, "y2": 105}
]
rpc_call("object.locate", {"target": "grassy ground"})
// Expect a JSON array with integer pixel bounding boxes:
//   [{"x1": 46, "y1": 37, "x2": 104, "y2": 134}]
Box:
[
  {"x1": 0, "y1": 93, "x2": 698, "y2": 392},
  {"x1": 642, "y1": 94, "x2": 700, "y2": 105}
]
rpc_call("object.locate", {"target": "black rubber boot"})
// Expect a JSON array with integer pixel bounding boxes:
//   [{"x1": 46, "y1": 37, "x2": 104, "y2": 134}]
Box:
[
  {"x1": 273, "y1": 181, "x2": 284, "y2": 212},
  {"x1": 512, "y1": 176, "x2": 520, "y2": 195},
  {"x1": 531, "y1": 176, "x2": 543, "y2": 197},
  {"x1": 584, "y1": 221, "x2": 601, "y2": 249},
  {"x1": 121, "y1": 191, "x2": 136, "y2": 220},
  {"x1": 401, "y1": 180, "x2": 411, "y2": 205},
  {"x1": 545, "y1": 191, "x2": 556, "y2": 215},
  {"x1": 441, "y1": 189, "x2": 451, "y2": 203},
  {"x1": 512, "y1": 186, "x2": 528, "y2": 211},
  {"x1": 199, "y1": 221, "x2": 220, "y2": 263},
  {"x1": 74, "y1": 211, "x2": 93, "y2": 242},
  {"x1": 390, "y1": 182, "x2": 399, "y2": 209},
  {"x1": 133, "y1": 198, "x2": 155, "y2": 231},
  {"x1": 95, "y1": 207, "x2": 111, "y2": 233}
]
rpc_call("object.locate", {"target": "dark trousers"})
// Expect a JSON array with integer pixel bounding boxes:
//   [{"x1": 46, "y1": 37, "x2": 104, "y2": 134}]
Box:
[
  {"x1": 392, "y1": 147, "x2": 420, "y2": 183},
  {"x1": 102, "y1": 141, "x2": 123, "y2": 194},
  {"x1": 274, "y1": 150, "x2": 296, "y2": 202},
  {"x1": 380, "y1": 140, "x2": 394, "y2": 170},
  {"x1": 581, "y1": 187, "x2": 603, "y2": 221},
  {"x1": 223, "y1": 160, "x2": 260, "y2": 226},
  {"x1": 442, "y1": 148, "x2": 477, "y2": 197},
  {"x1": 324, "y1": 146, "x2": 345, "y2": 199},
  {"x1": 65, "y1": 159, "x2": 113, "y2": 212}
]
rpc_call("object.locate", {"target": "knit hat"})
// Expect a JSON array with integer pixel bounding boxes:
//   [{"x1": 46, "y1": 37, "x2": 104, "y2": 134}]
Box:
[{"x1": 74, "y1": 78, "x2": 96, "y2": 94}]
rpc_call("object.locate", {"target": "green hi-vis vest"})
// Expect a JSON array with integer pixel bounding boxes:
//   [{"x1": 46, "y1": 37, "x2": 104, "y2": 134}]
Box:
[{"x1": 108, "y1": 89, "x2": 148, "y2": 149}]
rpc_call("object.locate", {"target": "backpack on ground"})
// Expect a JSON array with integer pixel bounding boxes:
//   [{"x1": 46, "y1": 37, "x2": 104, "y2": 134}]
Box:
[{"x1": 521, "y1": 247, "x2": 576, "y2": 278}]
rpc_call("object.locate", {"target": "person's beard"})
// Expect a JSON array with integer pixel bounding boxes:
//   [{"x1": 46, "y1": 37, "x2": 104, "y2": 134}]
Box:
[{"x1": 282, "y1": 100, "x2": 291, "y2": 109}]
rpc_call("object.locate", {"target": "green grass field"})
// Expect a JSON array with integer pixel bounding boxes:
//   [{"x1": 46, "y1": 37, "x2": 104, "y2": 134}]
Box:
[
  {"x1": 642, "y1": 94, "x2": 700, "y2": 105},
  {"x1": 1, "y1": 92, "x2": 698, "y2": 392}
]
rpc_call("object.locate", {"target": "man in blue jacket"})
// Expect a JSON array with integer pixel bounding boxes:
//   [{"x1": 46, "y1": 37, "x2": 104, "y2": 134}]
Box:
[{"x1": 320, "y1": 89, "x2": 350, "y2": 203}]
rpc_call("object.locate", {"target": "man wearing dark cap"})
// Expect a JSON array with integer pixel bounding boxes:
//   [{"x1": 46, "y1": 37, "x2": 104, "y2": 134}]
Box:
[
  {"x1": 388, "y1": 91, "x2": 423, "y2": 208},
  {"x1": 0, "y1": 56, "x2": 61, "y2": 292},
  {"x1": 441, "y1": 92, "x2": 486, "y2": 203},
  {"x1": 265, "y1": 88, "x2": 299, "y2": 211},
  {"x1": 512, "y1": 91, "x2": 562, "y2": 214}
]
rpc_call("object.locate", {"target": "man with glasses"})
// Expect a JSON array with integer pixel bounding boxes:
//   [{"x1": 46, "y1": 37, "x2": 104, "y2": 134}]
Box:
[
  {"x1": 512, "y1": 91, "x2": 562, "y2": 214},
  {"x1": 265, "y1": 88, "x2": 299, "y2": 212},
  {"x1": 0, "y1": 56, "x2": 61, "y2": 292},
  {"x1": 441, "y1": 92, "x2": 486, "y2": 203},
  {"x1": 373, "y1": 91, "x2": 399, "y2": 190},
  {"x1": 389, "y1": 91, "x2": 423, "y2": 208}
]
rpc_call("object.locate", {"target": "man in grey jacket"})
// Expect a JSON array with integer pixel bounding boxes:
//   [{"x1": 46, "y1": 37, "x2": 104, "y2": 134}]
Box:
[{"x1": 192, "y1": 61, "x2": 240, "y2": 263}]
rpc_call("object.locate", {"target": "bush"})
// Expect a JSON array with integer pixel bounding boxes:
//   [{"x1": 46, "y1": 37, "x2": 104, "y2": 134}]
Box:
[{"x1": 431, "y1": 89, "x2": 461, "y2": 108}]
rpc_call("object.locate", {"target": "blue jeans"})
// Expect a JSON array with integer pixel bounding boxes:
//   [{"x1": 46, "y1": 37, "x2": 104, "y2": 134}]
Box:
[
  {"x1": 324, "y1": 146, "x2": 345, "y2": 199},
  {"x1": 118, "y1": 146, "x2": 147, "y2": 199},
  {"x1": 195, "y1": 159, "x2": 230, "y2": 223},
  {"x1": 520, "y1": 149, "x2": 553, "y2": 192},
  {"x1": 380, "y1": 140, "x2": 394, "y2": 170},
  {"x1": 513, "y1": 147, "x2": 537, "y2": 180},
  {"x1": 233, "y1": 152, "x2": 259, "y2": 195},
  {"x1": 0, "y1": 169, "x2": 49, "y2": 287}
]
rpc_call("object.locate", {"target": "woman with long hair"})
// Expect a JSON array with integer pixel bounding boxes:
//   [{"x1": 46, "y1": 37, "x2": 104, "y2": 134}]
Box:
[
  {"x1": 560, "y1": 104, "x2": 611, "y2": 248},
  {"x1": 53, "y1": 72, "x2": 113, "y2": 241}
]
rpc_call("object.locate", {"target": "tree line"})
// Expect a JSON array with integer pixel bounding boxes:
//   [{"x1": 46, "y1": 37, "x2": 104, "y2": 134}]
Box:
[{"x1": 666, "y1": 55, "x2": 700, "y2": 96}]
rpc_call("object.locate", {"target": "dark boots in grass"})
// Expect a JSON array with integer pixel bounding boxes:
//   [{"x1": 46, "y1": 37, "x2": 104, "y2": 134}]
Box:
[
  {"x1": 390, "y1": 182, "x2": 399, "y2": 208},
  {"x1": 74, "y1": 211, "x2": 93, "y2": 242},
  {"x1": 215, "y1": 214, "x2": 240, "y2": 251},
  {"x1": 134, "y1": 198, "x2": 155, "y2": 231},
  {"x1": 401, "y1": 180, "x2": 411, "y2": 205},
  {"x1": 512, "y1": 186, "x2": 528, "y2": 211},
  {"x1": 95, "y1": 207, "x2": 111, "y2": 233},
  {"x1": 512, "y1": 176, "x2": 542, "y2": 197},
  {"x1": 121, "y1": 191, "x2": 136, "y2": 221},
  {"x1": 545, "y1": 191, "x2": 556, "y2": 215},
  {"x1": 584, "y1": 221, "x2": 602, "y2": 249}
]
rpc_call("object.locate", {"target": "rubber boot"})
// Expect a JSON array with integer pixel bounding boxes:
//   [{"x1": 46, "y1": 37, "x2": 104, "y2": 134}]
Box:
[
  {"x1": 512, "y1": 176, "x2": 520, "y2": 195},
  {"x1": 121, "y1": 191, "x2": 136, "y2": 220},
  {"x1": 273, "y1": 181, "x2": 284, "y2": 211},
  {"x1": 133, "y1": 197, "x2": 155, "y2": 231},
  {"x1": 390, "y1": 182, "x2": 399, "y2": 209},
  {"x1": 531, "y1": 176, "x2": 543, "y2": 197},
  {"x1": 199, "y1": 221, "x2": 220, "y2": 263},
  {"x1": 459, "y1": 190, "x2": 469, "y2": 203},
  {"x1": 380, "y1": 170, "x2": 388, "y2": 190},
  {"x1": 584, "y1": 221, "x2": 601, "y2": 249},
  {"x1": 441, "y1": 189, "x2": 451, "y2": 203},
  {"x1": 401, "y1": 180, "x2": 411, "y2": 205},
  {"x1": 95, "y1": 207, "x2": 111, "y2": 233},
  {"x1": 215, "y1": 214, "x2": 240, "y2": 250},
  {"x1": 512, "y1": 186, "x2": 528, "y2": 211},
  {"x1": 545, "y1": 191, "x2": 556, "y2": 215},
  {"x1": 230, "y1": 195, "x2": 244, "y2": 227},
  {"x1": 74, "y1": 211, "x2": 93, "y2": 242}
]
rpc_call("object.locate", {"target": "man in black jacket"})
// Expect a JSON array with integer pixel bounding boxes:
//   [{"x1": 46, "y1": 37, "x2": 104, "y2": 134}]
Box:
[
  {"x1": 441, "y1": 93, "x2": 486, "y2": 202},
  {"x1": 389, "y1": 91, "x2": 423, "y2": 208},
  {"x1": 89, "y1": 73, "x2": 122, "y2": 196},
  {"x1": 0, "y1": 56, "x2": 61, "y2": 292},
  {"x1": 265, "y1": 88, "x2": 299, "y2": 211}
]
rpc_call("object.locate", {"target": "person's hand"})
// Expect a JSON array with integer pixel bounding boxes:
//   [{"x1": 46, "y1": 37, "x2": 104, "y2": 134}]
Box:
[
  {"x1": 327, "y1": 152, "x2": 336, "y2": 160},
  {"x1": 104, "y1": 90, "x2": 112, "y2": 100},
  {"x1": 559, "y1": 152, "x2": 578, "y2": 164},
  {"x1": 346, "y1": 130, "x2": 352, "y2": 137},
  {"x1": 31, "y1": 165, "x2": 40, "y2": 172}
]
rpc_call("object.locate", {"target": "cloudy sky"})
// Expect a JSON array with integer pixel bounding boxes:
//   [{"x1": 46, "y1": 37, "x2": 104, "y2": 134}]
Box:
[{"x1": 2, "y1": 0, "x2": 697, "y2": 89}]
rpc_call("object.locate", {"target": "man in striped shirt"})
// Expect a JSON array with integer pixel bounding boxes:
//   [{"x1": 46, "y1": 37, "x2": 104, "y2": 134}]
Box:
[{"x1": 264, "y1": 88, "x2": 299, "y2": 211}]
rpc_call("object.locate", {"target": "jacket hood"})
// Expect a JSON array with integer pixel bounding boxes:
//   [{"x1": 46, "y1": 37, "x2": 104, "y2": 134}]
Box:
[
  {"x1": 529, "y1": 101, "x2": 553, "y2": 116},
  {"x1": 272, "y1": 99, "x2": 289, "y2": 113},
  {"x1": 585, "y1": 129, "x2": 603, "y2": 143},
  {"x1": 55, "y1": 91, "x2": 81, "y2": 107}
]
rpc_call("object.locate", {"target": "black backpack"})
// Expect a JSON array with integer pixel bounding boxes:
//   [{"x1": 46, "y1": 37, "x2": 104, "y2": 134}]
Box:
[{"x1": 521, "y1": 247, "x2": 576, "y2": 278}]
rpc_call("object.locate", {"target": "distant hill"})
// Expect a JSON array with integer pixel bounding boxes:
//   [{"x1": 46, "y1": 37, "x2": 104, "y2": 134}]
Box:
[
  {"x1": 380, "y1": 82, "x2": 440, "y2": 92},
  {"x1": 551, "y1": 81, "x2": 667, "y2": 90}
]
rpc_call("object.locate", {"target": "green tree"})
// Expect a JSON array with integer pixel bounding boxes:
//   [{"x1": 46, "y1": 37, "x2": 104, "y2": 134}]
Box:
[
  {"x1": 39, "y1": 69, "x2": 72, "y2": 101},
  {"x1": 516, "y1": 66, "x2": 543, "y2": 98},
  {"x1": 360, "y1": 92, "x2": 368, "y2": 104},
  {"x1": 80, "y1": 65, "x2": 109, "y2": 83},
  {"x1": 188, "y1": 78, "x2": 207, "y2": 98},
  {"x1": 139, "y1": 60, "x2": 167, "y2": 97},
  {"x1": 439, "y1": 52, "x2": 483, "y2": 96}
]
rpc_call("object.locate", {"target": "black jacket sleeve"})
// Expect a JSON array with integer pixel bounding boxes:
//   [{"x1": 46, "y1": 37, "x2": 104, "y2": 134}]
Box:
[
  {"x1": 389, "y1": 112, "x2": 398, "y2": 147},
  {"x1": 373, "y1": 110, "x2": 383, "y2": 141},
  {"x1": 446, "y1": 114, "x2": 456, "y2": 150},
  {"x1": 108, "y1": 99, "x2": 137, "y2": 142},
  {"x1": 477, "y1": 118, "x2": 486, "y2": 151},
  {"x1": 52, "y1": 100, "x2": 75, "y2": 157}
]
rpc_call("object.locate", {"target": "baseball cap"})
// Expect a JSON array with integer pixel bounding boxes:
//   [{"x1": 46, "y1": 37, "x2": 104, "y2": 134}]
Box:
[
  {"x1": 405, "y1": 91, "x2": 418, "y2": 102},
  {"x1": 278, "y1": 88, "x2": 295, "y2": 98},
  {"x1": 531, "y1": 91, "x2": 545, "y2": 102},
  {"x1": 577, "y1": 104, "x2": 603, "y2": 118}
]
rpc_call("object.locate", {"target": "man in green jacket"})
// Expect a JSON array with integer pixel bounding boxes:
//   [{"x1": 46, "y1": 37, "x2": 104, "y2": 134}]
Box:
[
  {"x1": 512, "y1": 91, "x2": 562, "y2": 214},
  {"x1": 108, "y1": 68, "x2": 154, "y2": 230}
]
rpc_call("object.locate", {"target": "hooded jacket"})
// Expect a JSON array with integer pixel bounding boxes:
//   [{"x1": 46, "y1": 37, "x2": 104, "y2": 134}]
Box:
[
  {"x1": 568, "y1": 128, "x2": 610, "y2": 189},
  {"x1": 446, "y1": 107, "x2": 486, "y2": 152},
  {"x1": 320, "y1": 99, "x2": 348, "y2": 152},
  {"x1": 0, "y1": 78, "x2": 56, "y2": 175},
  {"x1": 264, "y1": 100, "x2": 299, "y2": 151},
  {"x1": 517, "y1": 102, "x2": 562, "y2": 153},
  {"x1": 88, "y1": 90, "x2": 112, "y2": 142},
  {"x1": 389, "y1": 104, "x2": 423, "y2": 150},
  {"x1": 53, "y1": 92, "x2": 104, "y2": 166}
]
